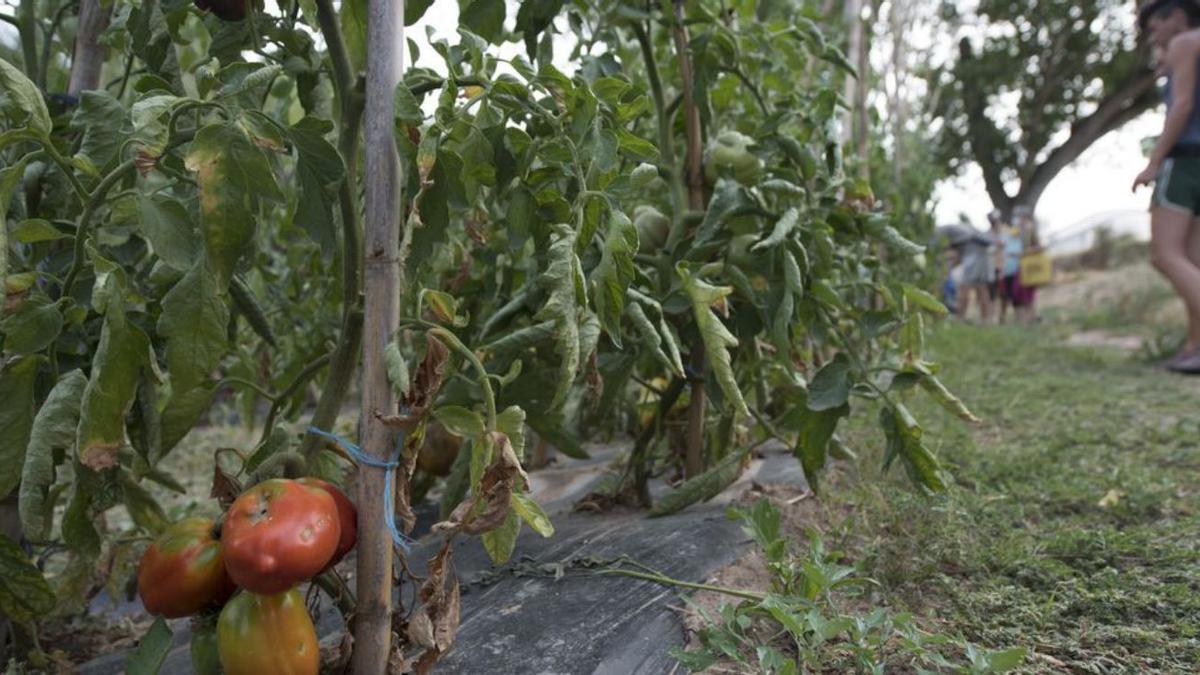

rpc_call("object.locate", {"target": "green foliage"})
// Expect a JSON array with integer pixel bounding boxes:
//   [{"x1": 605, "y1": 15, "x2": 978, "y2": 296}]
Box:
[
  {"x1": 932, "y1": 0, "x2": 1152, "y2": 210},
  {"x1": 671, "y1": 499, "x2": 1026, "y2": 673},
  {"x1": 0, "y1": 0, "x2": 969, "y2": 661}
]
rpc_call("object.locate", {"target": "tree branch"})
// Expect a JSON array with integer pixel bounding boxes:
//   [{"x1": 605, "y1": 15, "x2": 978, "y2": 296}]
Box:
[
  {"x1": 957, "y1": 38, "x2": 1013, "y2": 214},
  {"x1": 1017, "y1": 67, "x2": 1158, "y2": 208}
]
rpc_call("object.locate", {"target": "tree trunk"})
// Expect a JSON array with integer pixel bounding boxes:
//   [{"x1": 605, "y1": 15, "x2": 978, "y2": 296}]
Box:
[
  {"x1": 353, "y1": 0, "x2": 403, "y2": 668},
  {"x1": 889, "y1": 0, "x2": 911, "y2": 185},
  {"x1": 67, "y1": 0, "x2": 111, "y2": 96},
  {"x1": 842, "y1": 0, "x2": 863, "y2": 151}
]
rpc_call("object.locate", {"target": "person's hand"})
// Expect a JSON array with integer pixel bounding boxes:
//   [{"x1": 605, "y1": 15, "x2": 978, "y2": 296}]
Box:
[{"x1": 1133, "y1": 161, "x2": 1160, "y2": 192}]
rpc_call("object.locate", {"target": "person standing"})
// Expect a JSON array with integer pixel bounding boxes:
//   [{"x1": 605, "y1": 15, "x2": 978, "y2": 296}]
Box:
[
  {"x1": 1012, "y1": 206, "x2": 1043, "y2": 323},
  {"x1": 934, "y1": 222, "x2": 994, "y2": 323},
  {"x1": 993, "y1": 211, "x2": 1026, "y2": 324},
  {"x1": 1133, "y1": 0, "x2": 1200, "y2": 372}
]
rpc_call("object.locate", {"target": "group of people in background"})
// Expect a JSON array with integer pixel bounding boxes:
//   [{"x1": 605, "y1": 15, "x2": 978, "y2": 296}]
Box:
[{"x1": 936, "y1": 208, "x2": 1043, "y2": 325}]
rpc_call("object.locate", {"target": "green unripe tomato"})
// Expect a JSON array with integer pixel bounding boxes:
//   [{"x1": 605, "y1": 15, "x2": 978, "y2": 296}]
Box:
[{"x1": 634, "y1": 205, "x2": 671, "y2": 252}]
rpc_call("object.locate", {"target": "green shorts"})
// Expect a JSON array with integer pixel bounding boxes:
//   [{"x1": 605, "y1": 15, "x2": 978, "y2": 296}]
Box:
[{"x1": 1152, "y1": 157, "x2": 1200, "y2": 213}]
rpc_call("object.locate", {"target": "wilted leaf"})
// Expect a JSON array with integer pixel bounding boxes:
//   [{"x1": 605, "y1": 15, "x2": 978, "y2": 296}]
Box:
[
  {"x1": 77, "y1": 295, "x2": 151, "y2": 471},
  {"x1": 0, "y1": 356, "x2": 43, "y2": 497},
  {"x1": 185, "y1": 123, "x2": 282, "y2": 285},
  {"x1": 919, "y1": 373, "x2": 981, "y2": 423},
  {"x1": 649, "y1": 448, "x2": 750, "y2": 517},
  {"x1": 536, "y1": 228, "x2": 582, "y2": 410},
  {"x1": 678, "y1": 264, "x2": 750, "y2": 418},
  {"x1": 752, "y1": 208, "x2": 800, "y2": 251},
  {"x1": 0, "y1": 57, "x2": 51, "y2": 133},
  {"x1": 902, "y1": 283, "x2": 948, "y2": 316},
  {"x1": 591, "y1": 211, "x2": 638, "y2": 347},
  {"x1": 157, "y1": 258, "x2": 229, "y2": 393},
  {"x1": 0, "y1": 533, "x2": 56, "y2": 623},
  {"x1": 20, "y1": 370, "x2": 87, "y2": 540},
  {"x1": 481, "y1": 508, "x2": 521, "y2": 565},
  {"x1": 402, "y1": 333, "x2": 450, "y2": 421},
  {"x1": 1, "y1": 296, "x2": 62, "y2": 355}
]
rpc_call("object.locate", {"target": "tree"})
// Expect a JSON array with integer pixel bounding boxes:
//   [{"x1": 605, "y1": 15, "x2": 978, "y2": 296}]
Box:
[{"x1": 934, "y1": 0, "x2": 1156, "y2": 217}]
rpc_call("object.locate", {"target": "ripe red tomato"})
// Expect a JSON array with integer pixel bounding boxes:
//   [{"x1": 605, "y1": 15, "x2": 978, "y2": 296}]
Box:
[
  {"x1": 217, "y1": 588, "x2": 318, "y2": 675},
  {"x1": 137, "y1": 517, "x2": 237, "y2": 618},
  {"x1": 297, "y1": 477, "x2": 357, "y2": 567},
  {"x1": 222, "y1": 479, "x2": 341, "y2": 594}
]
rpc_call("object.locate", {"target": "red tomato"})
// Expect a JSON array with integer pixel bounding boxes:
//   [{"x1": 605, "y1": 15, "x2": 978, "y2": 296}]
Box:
[
  {"x1": 297, "y1": 477, "x2": 357, "y2": 567},
  {"x1": 222, "y1": 479, "x2": 340, "y2": 594},
  {"x1": 217, "y1": 588, "x2": 318, "y2": 675},
  {"x1": 137, "y1": 517, "x2": 237, "y2": 618}
]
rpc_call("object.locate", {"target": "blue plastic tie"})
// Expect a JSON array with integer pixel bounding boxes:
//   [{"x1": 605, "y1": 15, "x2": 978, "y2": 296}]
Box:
[{"x1": 307, "y1": 425, "x2": 417, "y2": 553}]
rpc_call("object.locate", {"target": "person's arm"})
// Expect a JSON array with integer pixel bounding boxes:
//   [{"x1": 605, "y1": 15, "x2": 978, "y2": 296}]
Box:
[{"x1": 1136, "y1": 34, "x2": 1200, "y2": 190}]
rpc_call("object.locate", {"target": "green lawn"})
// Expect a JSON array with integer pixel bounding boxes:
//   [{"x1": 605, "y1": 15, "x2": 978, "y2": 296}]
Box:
[{"x1": 828, "y1": 323, "x2": 1200, "y2": 672}]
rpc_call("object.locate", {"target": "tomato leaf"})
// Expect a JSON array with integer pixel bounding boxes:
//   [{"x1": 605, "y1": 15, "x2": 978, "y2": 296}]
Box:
[
  {"x1": 590, "y1": 210, "x2": 638, "y2": 348},
  {"x1": 0, "y1": 57, "x2": 51, "y2": 133},
  {"x1": 185, "y1": 123, "x2": 282, "y2": 285},
  {"x1": 77, "y1": 293, "x2": 151, "y2": 471},
  {"x1": 0, "y1": 156, "x2": 31, "y2": 282},
  {"x1": 341, "y1": 0, "x2": 368, "y2": 67},
  {"x1": 288, "y1": 118, "x2": 345, "y2": 250},
  {"x1": 460, "y1": 0, "x2": 506, "y2": 43},
  {"x1": 0, "y1": 356, "x2": 43, "y2": 497},
  {"x1": 159, "y1": 385, "x2": 216, "y2": 456},
  {"x1": 19, "y1": 370, "x2": 87, "y2": 541},
  {"x1": 11, "y1": 218, "x2": 69, "y2": 243},
  {"x1": 902, "y1": 283, "x2": 949, "y2": 316},
  {"x1": 70, "y1": 91, "x2": 130, "y2": 173},
  {"x1": 807, "y1": 354, "x2": 851, "y2": 411},
  {"x1": 752, "y1": 207, "x2": 800, "y2": 251},
  {"x1": 678, "y1": 264, "x2": 750, "y2": 418},
  {"x1": 481, "y1": 509, "x2": 520, "y2": 564},
  {"x1": 125, "y1": 617, "x2": 173, "y2": 675},
  {"x1": 120, "y1": 471, "x2": 168, "y2": 535},
  {"x1": 433, "y1": 406, "x2": 486, "y2": 439},
  {"x1": 495, "y1": 406, "x2": 526, "y2": 460},
  {"x1": 157, "y1": 258, "x2": 230, "y2": 392},
  {"x1": 511, "y1": 491, "x2": 554, "y2": 537},
  {"x1": 136, "y1": 194, "x2": 200, "y2": 271},
  {"x1": 649, "y1": 448, "x2": 749, "y2": 517},
  {"x1": 0, "y1": 295, "x2": 63, "y2": 354},
  {"x1": 535, "y1": 227, "x2": 582, "y2": 410},
  {"x1": 0, "y1": 533, "x2": 56, "y2": 623}
]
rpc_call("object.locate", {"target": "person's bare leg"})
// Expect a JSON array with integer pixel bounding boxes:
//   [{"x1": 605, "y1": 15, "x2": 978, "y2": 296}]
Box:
[
  {"x1": 977, "y1": 286, "x2": 993, "y2": 324},
  {"x1": 1151, "y1": 206, "x2": 1200, "y2": 349},
  {"x1": 958, "y1": 285, "x2": 971, "y2": 319}
]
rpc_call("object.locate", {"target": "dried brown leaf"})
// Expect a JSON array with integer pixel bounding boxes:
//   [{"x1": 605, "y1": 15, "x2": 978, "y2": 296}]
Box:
[
  {"x1": 403, "y1": 334, "x2": 449, "y2": 419},
  {"x1": 210, "y1": 448, "x2": 244, "y2": 509}
]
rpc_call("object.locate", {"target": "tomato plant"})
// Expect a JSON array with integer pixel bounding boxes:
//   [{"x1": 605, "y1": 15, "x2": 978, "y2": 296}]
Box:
[
  {"x1": 136, "y1": 517, "x2": 236, "y2": 619},
  {"x1": 0, "y1": 0, "x2": 976, "y2": 668},
  {"x1": 221, "y1": 478, "x2": 340, "y2": 594},
  {"x1": 216, "y1": 588, "x2": 318, "y2": 675}
]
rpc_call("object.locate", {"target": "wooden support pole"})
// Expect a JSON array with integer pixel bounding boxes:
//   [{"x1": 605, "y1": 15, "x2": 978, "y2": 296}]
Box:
[{"x1": 353, "y1": 0, "x2": 403, "y2": 669}]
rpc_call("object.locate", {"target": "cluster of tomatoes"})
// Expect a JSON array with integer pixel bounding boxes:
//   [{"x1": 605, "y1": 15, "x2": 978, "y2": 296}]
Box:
[{"x1": 137, "y1": 478, "x2": 358, "y2": 675}]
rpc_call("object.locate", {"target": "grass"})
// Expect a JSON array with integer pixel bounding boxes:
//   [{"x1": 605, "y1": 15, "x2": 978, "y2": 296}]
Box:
[{"x1": 824, "y1": 322, "x2": 1200, "y2": 672}]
